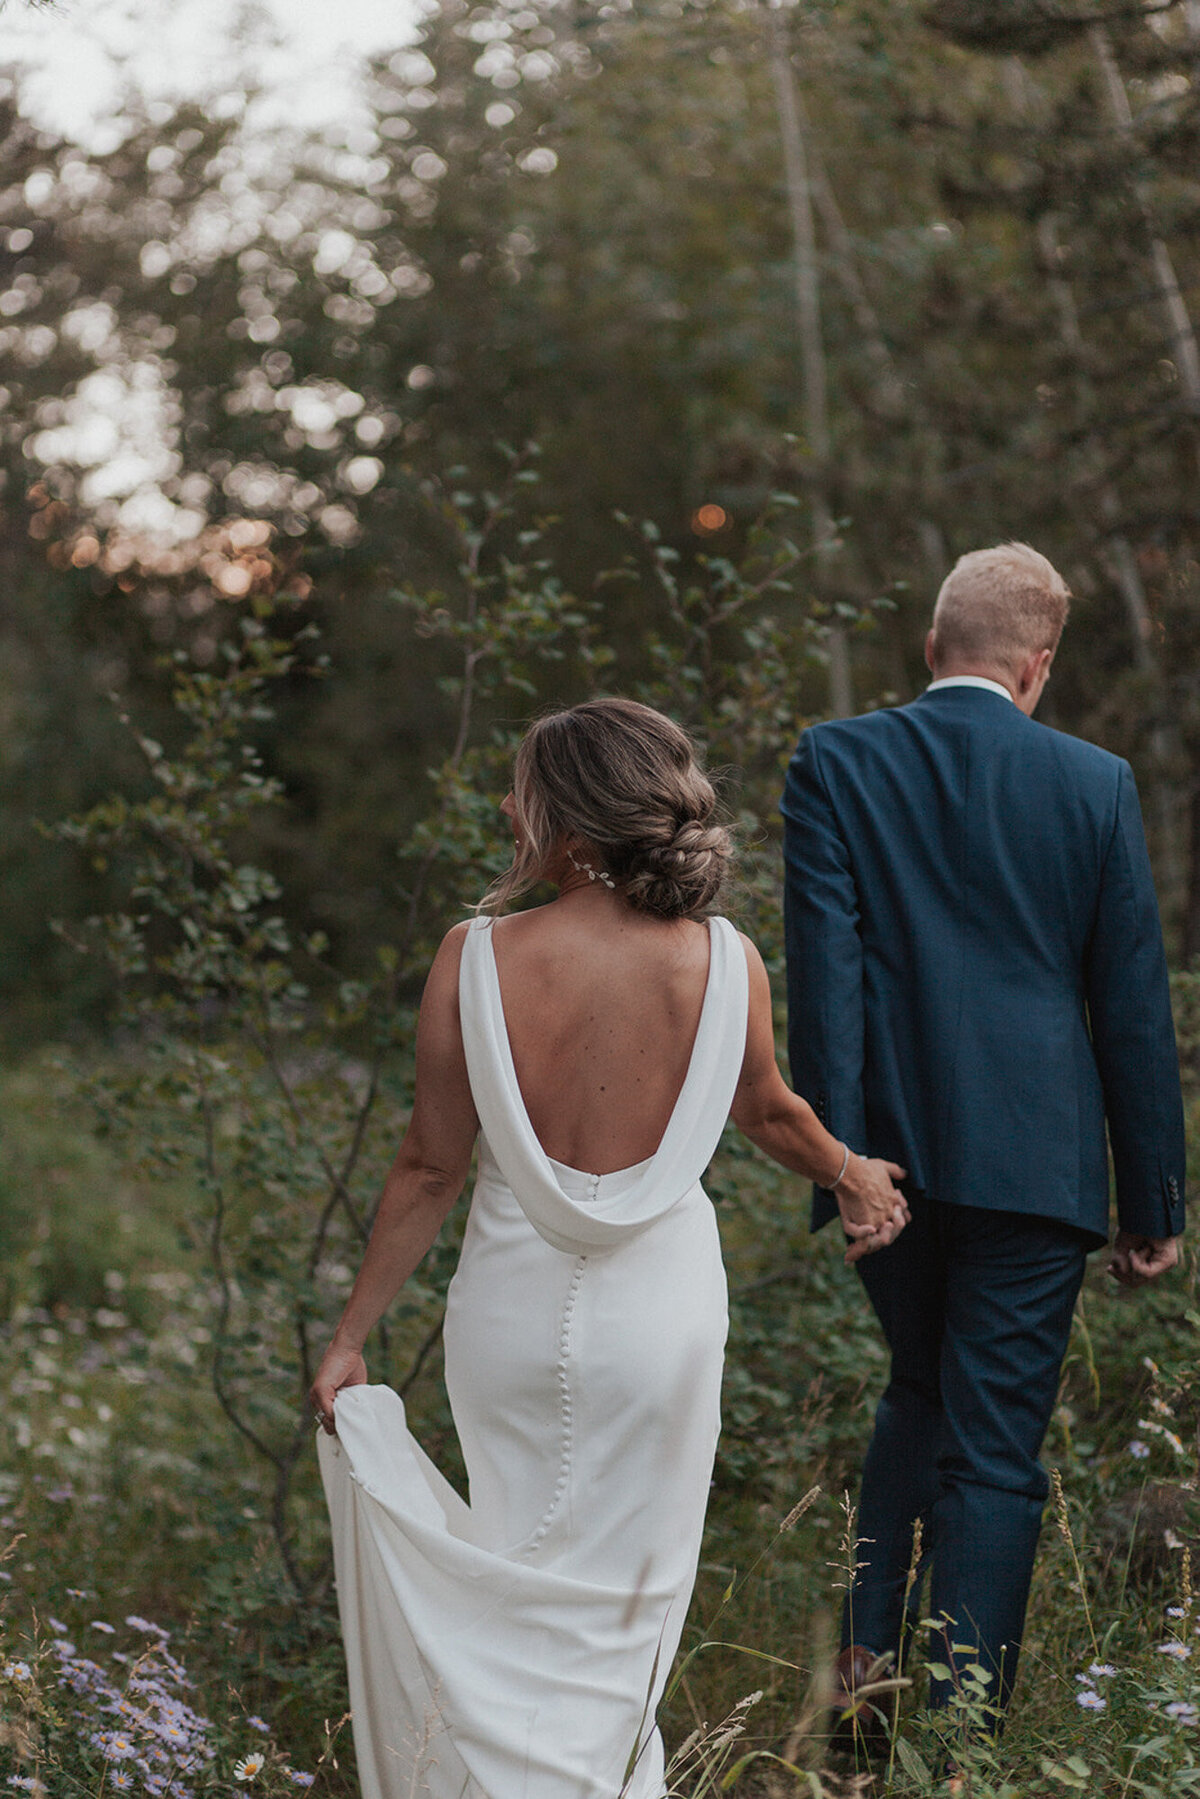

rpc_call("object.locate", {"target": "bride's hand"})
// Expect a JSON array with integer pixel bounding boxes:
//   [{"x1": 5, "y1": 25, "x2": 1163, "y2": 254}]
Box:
[
  {"x1": 309, "y1": 1340, "x2": 368, "y2": 1436},
  {"x1": 834, "y1": 1156, "x2": 909, "y2": 1265}
]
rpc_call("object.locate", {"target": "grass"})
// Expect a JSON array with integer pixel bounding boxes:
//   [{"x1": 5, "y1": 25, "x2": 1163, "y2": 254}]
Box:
[{"x1": 1, "y1": 1049, "x2": 1199, "y2": 1796}]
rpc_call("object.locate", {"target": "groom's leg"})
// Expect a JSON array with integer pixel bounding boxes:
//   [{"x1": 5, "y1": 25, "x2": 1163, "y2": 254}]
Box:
[
  {"x1": 843, "y1": 1193, "x2": 946, "y2": 1658},
  {"x1": 928, "y1": 1205, "x2": 1089, "y2": 1714}
]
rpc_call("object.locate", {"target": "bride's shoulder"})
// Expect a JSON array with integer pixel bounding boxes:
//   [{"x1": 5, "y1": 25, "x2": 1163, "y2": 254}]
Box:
[
  {"x1": 426, "y1": 918, "x2": 476, "y2": 983},
  {"x1": 728, "y1": 926, "x2": 770, "y2": 990}
]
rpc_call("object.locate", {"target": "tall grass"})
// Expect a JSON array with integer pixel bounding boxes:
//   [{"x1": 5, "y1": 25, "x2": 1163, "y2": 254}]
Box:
[{"x1": 2, "y1": 1054, "x2": 1198, "y2": 1797}]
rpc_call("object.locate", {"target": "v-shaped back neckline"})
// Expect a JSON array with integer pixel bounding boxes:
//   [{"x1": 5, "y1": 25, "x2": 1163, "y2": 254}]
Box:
[{"x1": 481, "y1": 914, "x2": 718, "y2": 1179}]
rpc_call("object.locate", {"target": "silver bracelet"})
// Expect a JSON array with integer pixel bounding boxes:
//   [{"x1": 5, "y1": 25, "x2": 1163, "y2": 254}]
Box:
[{"x1": 830, "y1": 1142, "x2": 851, "y2": 1189}]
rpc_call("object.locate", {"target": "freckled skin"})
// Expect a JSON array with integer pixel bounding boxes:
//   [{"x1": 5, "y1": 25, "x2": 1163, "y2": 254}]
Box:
[{"x1": 492, "y1": 901, "x2": 711, "y2": 1171}]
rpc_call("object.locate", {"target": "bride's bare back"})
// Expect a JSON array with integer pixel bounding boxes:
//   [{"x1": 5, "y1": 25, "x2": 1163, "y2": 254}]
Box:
[{"x1": 491, "y1": 900, "x2": 712, "y2": 1174}]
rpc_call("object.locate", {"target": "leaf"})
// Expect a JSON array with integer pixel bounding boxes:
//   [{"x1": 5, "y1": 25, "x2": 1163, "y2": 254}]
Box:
[
  {"x1": 895, "y1": 1736, "x2": 933, "y2": 1786},
  {"x1": 1040, "y1": 1760, "x2": 1091, "y2": 1790}
]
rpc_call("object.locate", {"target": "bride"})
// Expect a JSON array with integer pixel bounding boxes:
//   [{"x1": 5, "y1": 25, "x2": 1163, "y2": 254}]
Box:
[{"x1": 310, "y1": 697, "x2": 907, "y2": 1799}]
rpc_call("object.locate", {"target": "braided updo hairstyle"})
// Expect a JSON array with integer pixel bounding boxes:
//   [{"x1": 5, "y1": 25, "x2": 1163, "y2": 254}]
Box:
[{"x1": 483, "y1": 699, "x2": 732, "y2": 921}]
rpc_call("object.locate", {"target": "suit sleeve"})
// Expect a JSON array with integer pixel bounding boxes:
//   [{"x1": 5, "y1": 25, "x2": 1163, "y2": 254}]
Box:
[
  {"x1": 1084, "y1": 759, "x2": 1186, "y2": 1238},
  {"x1": 780, "y1": 727, "x2": 868, "y2": 1230}
]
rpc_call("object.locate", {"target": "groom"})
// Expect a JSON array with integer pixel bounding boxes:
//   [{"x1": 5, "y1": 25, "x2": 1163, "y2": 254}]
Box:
[{"x1": 781, "y1": 542, "x2": 1185, "y2": 1720}]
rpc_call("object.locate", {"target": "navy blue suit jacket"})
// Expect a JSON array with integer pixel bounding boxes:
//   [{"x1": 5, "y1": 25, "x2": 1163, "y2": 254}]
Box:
[{"x1": 781, "y1": 686, "x2": 1186, "y2": 1244}]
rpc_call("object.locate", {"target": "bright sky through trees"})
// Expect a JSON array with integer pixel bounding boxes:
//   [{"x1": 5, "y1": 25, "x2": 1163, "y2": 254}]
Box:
[{"x1": 4, "y1": 0, "x2": 421, "y2": 147}]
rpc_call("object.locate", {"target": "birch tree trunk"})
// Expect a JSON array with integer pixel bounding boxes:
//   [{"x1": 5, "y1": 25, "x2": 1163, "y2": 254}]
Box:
[
  {"x1": 765, "y1": 1, "x2": 852, "y2": 717},
  {"x1": 1090, "y1": 26, "x2": 1200, "y2": 464}
]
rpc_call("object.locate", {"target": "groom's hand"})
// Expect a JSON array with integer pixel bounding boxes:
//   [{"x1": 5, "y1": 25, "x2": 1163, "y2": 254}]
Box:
[
  {"x1": 842, "y1": 1197, "x2": 910, "y2": 1265},
  {"x1": 836, "y1": 1157, "x2": 909, "y2": 1264},
  {"x1": 1107, "y1": 1229, "x2": 1180, "y2": 1288}
]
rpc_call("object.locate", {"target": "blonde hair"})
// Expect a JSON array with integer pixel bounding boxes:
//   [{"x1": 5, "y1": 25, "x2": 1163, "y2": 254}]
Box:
[
  {"x1": 930, "y1": 542, "x2": 1070, "y2": 673},
  {"x1": 482, "y1": 699, "x2": 732, "y2": 921}
]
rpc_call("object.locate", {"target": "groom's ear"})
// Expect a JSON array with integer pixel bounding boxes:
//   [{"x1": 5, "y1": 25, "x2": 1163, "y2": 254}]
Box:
[
  {"x1": 1020, "y1": 646, "x2": 1053, "y2": 691},
  {"x1": 924, "y1": 629, "x2": 937, "y2": 674}
]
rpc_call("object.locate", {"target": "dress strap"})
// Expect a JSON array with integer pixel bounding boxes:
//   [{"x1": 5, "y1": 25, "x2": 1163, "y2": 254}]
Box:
[{"x1": 458, "y1": 915, "x2": 748, "y2": 1254}]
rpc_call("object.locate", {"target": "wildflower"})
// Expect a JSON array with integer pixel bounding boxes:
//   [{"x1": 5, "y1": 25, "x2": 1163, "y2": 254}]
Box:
[
  {"x1": 66, "y1": 1588, "x2": 89, "y2": 1598},
  {"x1": 1167, "y1": 1701, "x2": 1200, "y2": 1724},
  {"x1": 1157, "y1": 1641, "x2": 1192, "y2": 1659},
  {"x1": 7, "y1": 1780, "x2": 37, "y2": 1791},
  {"x1": 287, "y1": 1776, "x2": 315, "y2": 1790},
  {"x1": 95, "y1": 1732, "x2": 137, "y2": 1761},
  {"x1": 1087, "y1": 1662, "x2": 1118, "y2": 1677},
  {"x1": 1076, "y1": 1689, "x2": 1107, "y2": 1711},
  {"x1": 234, "y1": 1752, "x2": 266, "y2": 1781},
  {"x1": 3, "y1": 1662, "x2": 31, "y2": 1682},
  {"x1": 247, "y1": 1715, "x2": 269, "y2": 1734},
  {"x1": 109, "y1": 1775, "x2": 135, "y2": 1793},
  {"x1": 91, "y1": 1620, "x2": 116, "y2": 1635},
  {"x1": 48, "y1": 1617, "x2": 67, "y2": 1634},
  {"x1": 1129, "y1": 1440, "x2": 1151, "y2": 1460},
  {"x1": 1169, "y1": 1607, "x2": 1188, "y2": 1619}
]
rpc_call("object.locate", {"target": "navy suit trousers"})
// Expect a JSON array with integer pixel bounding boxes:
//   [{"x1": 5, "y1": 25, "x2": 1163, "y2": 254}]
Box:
[{"x1": 846, "y1": 1194, "x2": 1090, "y2": 1712}]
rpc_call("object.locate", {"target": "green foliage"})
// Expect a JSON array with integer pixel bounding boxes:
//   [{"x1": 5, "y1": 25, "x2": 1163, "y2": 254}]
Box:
[
  {"x1": 8, "y1": 0, "x2": 1200, "y2": 1021},
  {"x1": 5, "y1": 0, "x2": 1200, "y2": 1789}
]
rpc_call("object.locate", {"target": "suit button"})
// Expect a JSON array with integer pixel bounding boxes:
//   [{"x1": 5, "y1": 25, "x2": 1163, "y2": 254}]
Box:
[{"x1": 1169, "y1": 1176, "x2": 1179, "y2": 1197}]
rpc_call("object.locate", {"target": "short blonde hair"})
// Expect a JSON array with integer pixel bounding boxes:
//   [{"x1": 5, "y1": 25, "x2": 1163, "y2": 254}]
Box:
[
  {"x1": 482, "y1": 698, "x2": 732, "y2": 921},
  {"x1": 930, "y1": 542, "x2": 1070, "y2": 673}
]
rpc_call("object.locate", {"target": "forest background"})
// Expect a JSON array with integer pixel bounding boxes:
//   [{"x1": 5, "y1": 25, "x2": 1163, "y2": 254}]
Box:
[{"x1": 4, "y1": 0, "x2": 1200, "y2": 1793}]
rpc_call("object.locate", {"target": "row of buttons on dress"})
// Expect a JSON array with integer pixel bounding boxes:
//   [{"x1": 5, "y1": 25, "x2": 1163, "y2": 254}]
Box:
[{"x1": 525, "y1": 1254, "x2": 588, "y2": 1555}]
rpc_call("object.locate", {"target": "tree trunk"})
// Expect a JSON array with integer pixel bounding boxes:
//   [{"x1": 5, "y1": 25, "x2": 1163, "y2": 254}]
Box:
[
  {"x1": 765, "y1": 1, "x2": 852, "y2": 717},
  {"x1": 1091, "y1": 26, "x2": 1200, "y2": 456}
]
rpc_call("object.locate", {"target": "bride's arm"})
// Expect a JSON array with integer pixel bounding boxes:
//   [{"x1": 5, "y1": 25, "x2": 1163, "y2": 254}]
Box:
[
  {"x1": 729, "y1": 935, "x2": 909, "y2": 1262},
  {"x1": 309, "y1": 924, "x2": 480, "y2": 1430}
]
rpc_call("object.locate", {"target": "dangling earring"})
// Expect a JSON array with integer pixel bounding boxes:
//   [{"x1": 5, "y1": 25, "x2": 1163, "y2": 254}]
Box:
[{"x1": 567, "y1": 849, "x2": 615, "y2": 889}]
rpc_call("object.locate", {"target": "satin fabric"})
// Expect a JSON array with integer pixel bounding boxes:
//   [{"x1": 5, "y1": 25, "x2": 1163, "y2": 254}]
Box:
[{"x1": 319, "y1": 914, "x2": 748, "y2": 1798}]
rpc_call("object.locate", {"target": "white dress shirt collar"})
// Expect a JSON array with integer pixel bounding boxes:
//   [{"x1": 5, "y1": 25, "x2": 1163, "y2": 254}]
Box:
[{"x1": 925, "y1": 674, "x2": 1014, "y2": 703}]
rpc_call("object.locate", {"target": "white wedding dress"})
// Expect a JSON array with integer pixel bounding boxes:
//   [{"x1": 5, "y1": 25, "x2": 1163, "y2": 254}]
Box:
[{"x1": 318, "y1": 913, "x2": 748, "y2": 1799}]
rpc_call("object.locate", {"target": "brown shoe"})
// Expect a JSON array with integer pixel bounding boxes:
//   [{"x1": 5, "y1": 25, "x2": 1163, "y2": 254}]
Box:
[{"x1": 829, "y1": 1643, "x2": 894, "y2": 1750}]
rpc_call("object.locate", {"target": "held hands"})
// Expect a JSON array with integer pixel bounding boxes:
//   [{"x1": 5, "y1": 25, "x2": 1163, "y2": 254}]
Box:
[
  {"x1": 309, "y1": 1338, "x2": 369, "y2": 1436},
  {"x1": 1107, "y1": 1229, "x2": 1180, "y2": 1289},
  {"x1": 834, "y1": 1154, "x2": 910, "y2": 1266}
]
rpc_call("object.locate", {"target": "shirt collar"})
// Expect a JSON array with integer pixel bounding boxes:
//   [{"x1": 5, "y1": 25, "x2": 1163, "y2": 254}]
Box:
[{"x1": 925, "y1": 674, "x2": 1014, "y2": 703}]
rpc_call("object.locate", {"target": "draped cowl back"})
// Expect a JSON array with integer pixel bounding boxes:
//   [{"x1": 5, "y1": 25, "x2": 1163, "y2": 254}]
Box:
[{"x1": 458, "y1": 912, "x2": 749, "y2": 1254}]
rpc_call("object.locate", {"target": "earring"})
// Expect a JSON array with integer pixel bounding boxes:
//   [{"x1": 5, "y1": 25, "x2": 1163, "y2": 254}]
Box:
[{"x1": 567, "y1": 849, "x2": 615, "y2": 889}]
